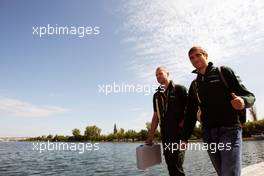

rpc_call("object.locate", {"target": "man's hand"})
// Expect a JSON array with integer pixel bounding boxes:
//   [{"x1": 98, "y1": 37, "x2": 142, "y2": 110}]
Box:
[
  {"x1": 145, "y1": 112, "x2": 159, "y2": 145},
  {"x1": 231, "y1": 93, "x2": 245, "y2": 110},
  {"x1": 145, "y1": 136, "x2": 153, "y2": 145},
  {"x1": 239, "y1": 123, "x2": 245, "y2": 128}
]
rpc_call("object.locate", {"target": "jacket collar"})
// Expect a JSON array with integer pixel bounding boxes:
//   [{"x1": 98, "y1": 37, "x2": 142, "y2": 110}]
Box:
[{"x1": 156, "y1": 80, "x2": 174, "y2": 92}]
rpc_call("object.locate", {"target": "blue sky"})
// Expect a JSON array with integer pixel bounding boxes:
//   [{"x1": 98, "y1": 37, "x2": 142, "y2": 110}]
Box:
[{"x1": 1, "y1": 0, "x2": 263, "y2": 137}]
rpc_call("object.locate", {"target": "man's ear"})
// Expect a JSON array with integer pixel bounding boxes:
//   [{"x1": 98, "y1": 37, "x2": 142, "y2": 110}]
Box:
[{"x1": 167, "y1": 72, "x2": 169, "y2": 77}]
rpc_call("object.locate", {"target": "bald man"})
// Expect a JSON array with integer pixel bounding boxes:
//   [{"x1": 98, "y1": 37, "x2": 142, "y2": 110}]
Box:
[{"x1": 146, "y1": 66, "x2": 187, "y2": 176}]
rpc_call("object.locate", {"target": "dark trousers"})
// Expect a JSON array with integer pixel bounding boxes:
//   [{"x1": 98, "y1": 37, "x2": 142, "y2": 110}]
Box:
[
  {"x1": 203, "y1": 127, "x2": 242, "y2": 176},
  {"x1": 162, "y1": 141, "x2": 185, "y2": 176}
]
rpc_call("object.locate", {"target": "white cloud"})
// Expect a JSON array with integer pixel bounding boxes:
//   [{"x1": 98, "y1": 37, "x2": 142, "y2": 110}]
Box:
[
  {"x1": 0, "y1": 97, "x2": 67, "y2": 117},
  {"x1": 120, "y1": 0, "x2": 264, "y2": 83}
]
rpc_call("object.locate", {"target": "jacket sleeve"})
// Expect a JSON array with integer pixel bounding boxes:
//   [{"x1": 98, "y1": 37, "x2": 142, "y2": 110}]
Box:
[
  {"x1": 222, "y1": 66, "x2": 256, "y2": 108},
  {"x1": 181, "y1": 81, "x2": 198, "y2": 142}
]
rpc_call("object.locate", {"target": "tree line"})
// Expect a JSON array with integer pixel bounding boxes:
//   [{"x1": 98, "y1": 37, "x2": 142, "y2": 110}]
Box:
[
  {"x1": 26, "y1": 123, "x2": 152, "y2": 142},
  {"x1": 25, "y1": 119, "x2": 264, "y2": 142}
]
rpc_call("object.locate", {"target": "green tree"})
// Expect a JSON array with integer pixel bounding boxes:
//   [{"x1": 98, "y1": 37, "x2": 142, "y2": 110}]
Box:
[
  {"x1": 125, "y1": 130, "x2": 138, "y2": 142},
  {"x1": 99, "y1": 134, "x2": 107, "y2": 141},
  {"x1": 106, "y1": 133, "x2": 115, "y2": 141},
  {"x1": 47, "y1": 134, "x2": 53, "y2": 140},
  {"x1": 116, "y1": 128, "x2": 125, "y2": 141},
  {"x1": 84, "y1": 125, "x2": 101, "y2": 141},
  {"x1": 41, "y1": 135, "x2": 47, "y2": 141},
  {"x1": 242, "y1": 119, "x2": 264, "y2": 137},
  {"x1": 53, "y1": 135, "x2": 67, "y2": 141},
  {"x1": 138, "y1": 129, "x2": 148, "y2": 141},
  {"x1": 72, "y1": 128, "x2": 81, "y2": 141}
]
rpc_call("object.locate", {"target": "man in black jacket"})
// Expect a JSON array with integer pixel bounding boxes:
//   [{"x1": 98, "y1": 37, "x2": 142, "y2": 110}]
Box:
[
  {"x1": 146, "y1": 66, "x2": 187, "y2": 176},
  {"x1": 181, "y1": 46, "x2": 255, "y2": 176}
]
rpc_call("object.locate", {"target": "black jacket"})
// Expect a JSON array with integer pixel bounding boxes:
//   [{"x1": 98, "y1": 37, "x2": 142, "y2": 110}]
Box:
[
  {"x1": 153, "y1": 81, "x2": 187, "y2": 141},
  {"x1": 182, "y1": 62, "x2": 255, "y2": 141}
]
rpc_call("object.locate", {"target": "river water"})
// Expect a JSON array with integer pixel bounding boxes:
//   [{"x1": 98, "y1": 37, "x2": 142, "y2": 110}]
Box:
[{"x1": 0, "y1": 141, "x2": 263, "y2": 176}]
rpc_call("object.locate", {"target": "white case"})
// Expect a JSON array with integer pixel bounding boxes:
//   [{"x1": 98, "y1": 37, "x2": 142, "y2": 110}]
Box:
[{"x1": 136, "y1": 144, "x2": 162, "y2": 170}]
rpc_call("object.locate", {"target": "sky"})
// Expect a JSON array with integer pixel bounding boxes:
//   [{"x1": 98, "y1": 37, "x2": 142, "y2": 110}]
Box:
[{"x1": 1, "y1": 0, "x2": 264, "y2": 137}]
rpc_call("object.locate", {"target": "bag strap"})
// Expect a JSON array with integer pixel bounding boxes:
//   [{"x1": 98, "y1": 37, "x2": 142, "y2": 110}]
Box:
[
  {"x1": 217, "y1": 66, "x2": 229, "y2": 90},
  {"x1": 192, "y1": 80, "x2": 201, "y2": 104}
]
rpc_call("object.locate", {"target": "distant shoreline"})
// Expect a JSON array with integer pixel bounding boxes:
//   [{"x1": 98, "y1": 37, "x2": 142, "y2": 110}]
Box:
[{"x1": 0, "y1": 137, "x2": 263, "y2": 143}]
